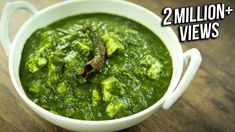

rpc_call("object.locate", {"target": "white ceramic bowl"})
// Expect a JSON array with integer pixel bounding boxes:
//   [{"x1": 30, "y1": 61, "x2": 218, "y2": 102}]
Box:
[{"x1": 0, "y1": 0, "x2": 202, "y2": 131}]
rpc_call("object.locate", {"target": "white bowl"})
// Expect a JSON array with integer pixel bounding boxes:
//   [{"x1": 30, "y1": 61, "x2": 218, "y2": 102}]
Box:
[{"x1": 0, "y1": 0, "x2": 202, "y2": 131}]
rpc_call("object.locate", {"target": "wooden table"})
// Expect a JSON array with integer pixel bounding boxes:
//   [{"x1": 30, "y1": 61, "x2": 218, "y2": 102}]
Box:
[{"x1": 0, "y1": 0, "x2": 234, "y2": 131}]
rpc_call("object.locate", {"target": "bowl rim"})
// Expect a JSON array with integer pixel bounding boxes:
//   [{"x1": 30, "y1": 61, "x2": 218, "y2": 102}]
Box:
[{"x1": 9, "y1": 0, "x2": 183, "y2": 125}]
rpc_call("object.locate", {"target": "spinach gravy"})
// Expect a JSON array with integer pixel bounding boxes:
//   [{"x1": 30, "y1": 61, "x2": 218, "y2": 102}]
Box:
[{"x1": 20, "y1": 13, "x2": 172, "y2": 120}]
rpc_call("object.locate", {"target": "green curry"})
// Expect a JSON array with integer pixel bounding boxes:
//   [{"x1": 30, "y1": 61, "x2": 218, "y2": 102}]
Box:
[{"x1": 20, "y1": 13, "x2": 172, "y2": 120}]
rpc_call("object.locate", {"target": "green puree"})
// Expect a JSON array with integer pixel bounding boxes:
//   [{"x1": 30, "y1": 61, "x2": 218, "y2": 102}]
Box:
[{"x1": 20, "y1": 13, "x2": 172, "y2": 120}]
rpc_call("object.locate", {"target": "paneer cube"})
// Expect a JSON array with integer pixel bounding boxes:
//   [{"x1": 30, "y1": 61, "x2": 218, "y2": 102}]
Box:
[
  {"x1": 147, "y1": 61, "x2": 162, "y2": 79},
  {"x1": 57, "y1": 82, "x2": 67, "y2": 93},
  {"x1": 47, "y1": 56, "x2": 63, "y2": 85},
  {"x1": 102, "y1": 33, "x2": 125, "y2": 56},
  {"x1": 92, "y1": 89, "x2": 100, "y2": 106},
  {"x1": 29, "y1": 81, "x2": 41, "y2": 94},
  {"x1": 25, "y1": 55, "x2": 47, "y2": 73},
  {"x1": 101, "y1": 77, "x2": 126, "y2": 102},
  {"x1": 140, "y1": 55, "x2": 156, "y2": 66},
  {"x1": 140, "y1": 55, "x2": 162, "y2": 79},
  {"x1": 105, "y1": 100, "x2": 126, "y2": 118}
]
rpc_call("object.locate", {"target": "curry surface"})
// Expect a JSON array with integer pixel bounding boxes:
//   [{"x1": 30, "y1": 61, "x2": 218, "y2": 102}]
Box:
[{"x1": 20, "y1": 13, "x2": 172, "y2": 120}]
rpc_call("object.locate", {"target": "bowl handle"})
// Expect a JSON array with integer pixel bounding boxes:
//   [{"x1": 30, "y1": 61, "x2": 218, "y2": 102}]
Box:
[
  {"x1": 162, "y1": 48, "x2": 202, "y2": 109},
  {"x1": 0, "y1": 1, "x2": 38, "y2": 57}
]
